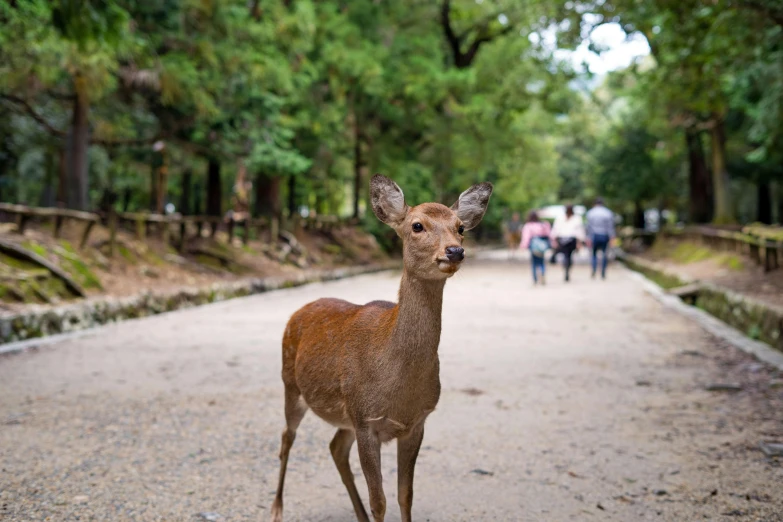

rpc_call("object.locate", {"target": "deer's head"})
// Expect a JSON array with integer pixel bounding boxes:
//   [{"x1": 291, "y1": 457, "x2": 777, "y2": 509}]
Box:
[{"x1": 370, "y1": 174, "x2": 493, "y2": 280}]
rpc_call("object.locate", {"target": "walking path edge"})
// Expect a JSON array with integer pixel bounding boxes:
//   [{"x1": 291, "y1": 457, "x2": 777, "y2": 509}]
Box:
[
  {"x1": 627, "y1": 269, "x2": 783, "y2": 371},
  {"x1": 0, "y1": 261, "x2": 400, "y2": 355}
]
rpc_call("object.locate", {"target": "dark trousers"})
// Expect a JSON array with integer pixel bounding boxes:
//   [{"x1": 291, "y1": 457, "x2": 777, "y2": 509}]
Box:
[
  {"x1": 556, "y1": 237, "x2": 577, "y2": 280},
  {"x1": 591, "y1": 234, "x2": 610, "y2": 277}
]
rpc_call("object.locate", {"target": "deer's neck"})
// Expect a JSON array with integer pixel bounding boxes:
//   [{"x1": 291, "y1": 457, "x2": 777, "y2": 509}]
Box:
[{"x1": 391, "y1": 270, "x2": 446, "y2": 357}]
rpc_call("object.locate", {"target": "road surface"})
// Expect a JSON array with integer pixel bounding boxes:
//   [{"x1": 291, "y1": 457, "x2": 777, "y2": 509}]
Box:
[{"x1": 1, "y1": 257, "x2": 782, "y2": 521}]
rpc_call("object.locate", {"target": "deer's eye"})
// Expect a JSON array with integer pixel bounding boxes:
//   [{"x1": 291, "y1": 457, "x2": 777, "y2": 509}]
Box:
[
  {"x1": 458, "y1": 225, "x2": 465, "y2": 235},
  {"x1": 412, "y1": 223, "x2": 424, "y2": 233}
]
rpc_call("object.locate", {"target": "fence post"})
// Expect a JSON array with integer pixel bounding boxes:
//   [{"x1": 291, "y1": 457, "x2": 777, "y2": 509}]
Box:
[
  {"x1": 179, "y1": 221, "x2": 187, "y2": 252},
  {"x1": 162, "y1": 218, "x2": 170, "y2": 246},
  {"x1": 292, "y1": 214, "x2": 301, "y2": 234},
  {"x1": 243, "y1": 219, "x2": 250, "y2": 245},
  {"x1": 270, "y1": 216, "x2": 279, "y2": 244},
  {"x1": 54, "y1": 215, "x2": 64, "y2": 238},
  {"x1": 227, "y1": 217, "x2": 235, "y2": 243},
  {"x1": 108, "y1": 210, "x2": 117, "y2": 257},
  {"x1": 80, "y1": 221, "x2": 95, "y2": 249},
  {"x1": 255, "y1": 219, "x2": 265, "y2": 241},
  {"x1": 16, "y1": 213, "x2": 28, "y2": 234},
  {"x1": 761, "y1": 240, "x2": 770, "y2": 272}
]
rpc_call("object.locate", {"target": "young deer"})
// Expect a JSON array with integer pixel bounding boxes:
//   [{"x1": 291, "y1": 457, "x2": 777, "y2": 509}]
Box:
[{"x1": 270, "y1": 174, "x2": 492, "y2": 522}]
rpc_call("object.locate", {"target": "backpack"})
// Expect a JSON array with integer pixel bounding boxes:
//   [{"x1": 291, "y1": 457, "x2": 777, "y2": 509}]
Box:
[{"x1": 530, "y1": 236, "x2": 549, "y2": 258}]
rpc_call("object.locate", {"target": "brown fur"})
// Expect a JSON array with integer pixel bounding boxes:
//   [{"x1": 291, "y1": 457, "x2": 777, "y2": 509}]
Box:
[{"x1": 270, "y1": 175, "x2": 492, "y2": 522}]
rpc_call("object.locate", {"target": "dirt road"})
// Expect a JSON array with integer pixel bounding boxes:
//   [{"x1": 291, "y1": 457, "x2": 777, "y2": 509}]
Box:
[{"x1": 1, "y1": 257, "x2": 781, "y2": 521}]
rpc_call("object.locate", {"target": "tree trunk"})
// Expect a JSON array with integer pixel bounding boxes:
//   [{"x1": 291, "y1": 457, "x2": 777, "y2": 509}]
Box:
[
  {"x1": 633, "y1": 201, "x2": 645, "y2": 229},
  {"x1": 180, "y1": 169, "x2": 192, "y2": 215},
  {"x1": 150, "y1": 158, "x2": 158, "y2": 212},
  {"x1": 57, "y1": 148, "x2": 67, "y2": 207},
  {"x1": 66, "y1": 83, "x2": 90, "y2": 210},
  {"x1": 287, "y1": 174, "x2": 297, "y2": 217},
  {"x1": 710, "y1": 116, "x2": 734, "y2": 224},
  {"x1": 777, "y1": 181, "x2": 783, "y2": 225},
  {"x1": 157, "y1": 150, "x2": 168, "y2": 214},
  {"x1": 685, "y1": 128, "x2": 712, "y2": 223},
  {"x1": 757, "y1": 180, "x2": 772, "y2": 224},
  {"x1": 150, "y1": 146, "x2": 167, "y2": 213},
  {"x1": 193, "y1": 181, "x2": 203, "y2": 215},
  {"x1": 39, "y1": 151, "x2": 56, "y2": 207},
  {"x1": 353, "y1": 118, "x2": 362, "y2": 219},
  {"x1": 254, "y1": 173, "x2": 281, "y2": 218},
  {"x1": 206, "y1": 159, "x2": 222, "y2": 216},
  {"x1": 121, "y1": 188, "x2": 131, "y2": 212}
]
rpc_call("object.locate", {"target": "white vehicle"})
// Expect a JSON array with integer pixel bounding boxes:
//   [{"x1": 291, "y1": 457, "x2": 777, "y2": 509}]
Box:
[{"x1": 536, "y1": 204, "x2": 587, "y2": 221}]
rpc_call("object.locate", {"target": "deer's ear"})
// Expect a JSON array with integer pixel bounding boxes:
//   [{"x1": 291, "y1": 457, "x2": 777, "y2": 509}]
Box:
[
  {"x1": 451, "y1": 182, "x2": 493, "y2": 230},
  {"x1": 370, "y1": 174, "x2": 409, "y2": 227}
]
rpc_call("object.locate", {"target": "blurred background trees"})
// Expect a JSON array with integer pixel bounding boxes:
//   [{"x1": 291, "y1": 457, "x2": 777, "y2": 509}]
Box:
[{"x1": 1, "y1": 0, "x2": 781, "y2": 240}]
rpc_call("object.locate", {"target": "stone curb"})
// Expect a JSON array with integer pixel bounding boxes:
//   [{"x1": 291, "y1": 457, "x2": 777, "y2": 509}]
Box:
[
  {"x1": 620, "y1": 253, "x2": 783, "y2": 371},
  {"x1": 0, "y1": 261, "x2": 400, "y2": 352}
]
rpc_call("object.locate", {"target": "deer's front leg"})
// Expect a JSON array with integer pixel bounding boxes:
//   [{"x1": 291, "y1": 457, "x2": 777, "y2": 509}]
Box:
[
  {"x1": 355, "y1": 427, "x2": 385, "y2": 522},
  {"x1": 397, "y1": 425, "x2": 424, "y2": 522}
]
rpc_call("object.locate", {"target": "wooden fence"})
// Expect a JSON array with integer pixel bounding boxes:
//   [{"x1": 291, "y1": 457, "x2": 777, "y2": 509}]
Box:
[
  {"x1": 0, "y1": 203, "x2": 100, "y2": 249},
  {"x1": 0, "y1": 203, "x2": 358, "y2": 258},
  {"x1": 666, "y1": 225, "x2": 783, "y2": 273}
]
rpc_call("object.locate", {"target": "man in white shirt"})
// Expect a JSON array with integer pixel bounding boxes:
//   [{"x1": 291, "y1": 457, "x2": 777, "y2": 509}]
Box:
[{"x1": 550, "y1": 205, "x2": 585, "y2": 282}]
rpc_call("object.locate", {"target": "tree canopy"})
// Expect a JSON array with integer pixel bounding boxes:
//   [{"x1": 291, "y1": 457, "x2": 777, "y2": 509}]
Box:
[{"x1": 1, "y1": 0, "x2": 781, "y2": 234}]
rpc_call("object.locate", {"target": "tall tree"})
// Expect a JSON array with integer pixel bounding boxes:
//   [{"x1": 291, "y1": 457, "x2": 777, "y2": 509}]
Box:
[{"x1": 684, "y1": 128, "x2": 713, "y2": 222}]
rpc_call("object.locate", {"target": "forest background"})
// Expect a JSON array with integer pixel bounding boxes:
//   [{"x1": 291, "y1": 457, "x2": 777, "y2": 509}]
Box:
[{"x1": 1, "y1": 0, "x2": 782, "y2": 246}]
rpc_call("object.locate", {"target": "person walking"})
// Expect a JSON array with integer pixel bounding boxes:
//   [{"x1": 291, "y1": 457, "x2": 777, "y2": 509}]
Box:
[
  {"x1": 585, "y1": 197, "x2": 615, "y2": 280},
  {"x1": 520, "y1": 211, "x2": 551, "y2": 285},
  {"x1": 550, "y1": 205, "x2": 585, "y2": 282},
  {"x1": 504, "y1": 212, "x2": 523, "y2": 259}
]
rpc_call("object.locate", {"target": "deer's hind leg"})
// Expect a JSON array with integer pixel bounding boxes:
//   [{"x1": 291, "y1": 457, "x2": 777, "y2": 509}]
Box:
[
  {"x1": 330, "y1": 428, "x2": 370, "y2": 522},
  {"x1": 270, "y1": 383, "x2": 308, "y2": 522}
]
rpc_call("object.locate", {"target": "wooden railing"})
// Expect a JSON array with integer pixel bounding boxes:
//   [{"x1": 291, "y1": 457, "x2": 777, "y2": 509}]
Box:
[
  {"x1": 665, "y1": 224, "x2": 783, "y2": 273},
  {"x1": 618, "y1": 227, "x2": 657, "y2": 248},
  {"x1": 0, "y1": 203, "x2": 100, "y2": 248},
  {"x1": 0, "y1": 203, "x2": 359, "y2": 258}
]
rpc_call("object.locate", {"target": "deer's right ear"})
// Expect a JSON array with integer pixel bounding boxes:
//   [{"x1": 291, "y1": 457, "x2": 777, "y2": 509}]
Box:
[{"x1": 370, "y1": 174, "x2": 409, "y2": 228}]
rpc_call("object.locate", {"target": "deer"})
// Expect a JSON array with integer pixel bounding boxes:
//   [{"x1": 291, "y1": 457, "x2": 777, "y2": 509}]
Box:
[{"x1": 269, "y1": 174, "x2": 493, "y2": 522}]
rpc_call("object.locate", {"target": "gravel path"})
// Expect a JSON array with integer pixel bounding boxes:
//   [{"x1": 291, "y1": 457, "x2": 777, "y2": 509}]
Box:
[{"x1": 1, "y1": 256, "x2": 782, "y2": 521}]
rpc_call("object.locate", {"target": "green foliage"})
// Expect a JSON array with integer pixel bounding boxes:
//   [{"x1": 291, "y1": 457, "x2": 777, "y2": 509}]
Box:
[
  {"x1": 587, "y1": 0, "x2": 783, "y2": 223},
  {"x1": 623, "y1": 256, "x2": 685, "y2": 290},
  {"x1": 669, "y1": 243, "x2": 715, "y2": 264},
  {"x1": 62, "y1": 255, "x2": 102, "y2": 289},
  {"x1": 51, "y1": 0, "x2": 128, "y2": 49},
  {"x1": 651, "y1": 238, "x2": 746, "y2": 271},
  {"x1": 1, "y1": 0, "x2": 780, "y2": 234}
]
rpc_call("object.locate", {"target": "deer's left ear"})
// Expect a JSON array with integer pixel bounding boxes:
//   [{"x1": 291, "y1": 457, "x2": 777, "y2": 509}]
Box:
[{"x1": 450, "y1": 182, "x2": 493, "y2": 230}]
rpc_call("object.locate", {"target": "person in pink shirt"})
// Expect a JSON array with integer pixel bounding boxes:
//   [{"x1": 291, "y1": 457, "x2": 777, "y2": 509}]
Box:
[{"x1": 520, "y1": 211, "x2": 552, "y2": 285}]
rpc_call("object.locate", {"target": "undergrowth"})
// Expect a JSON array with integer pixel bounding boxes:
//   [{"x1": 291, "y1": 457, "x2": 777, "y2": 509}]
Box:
[{"x1": 651, "y1": 239, "x2": 744, "y2": 271}]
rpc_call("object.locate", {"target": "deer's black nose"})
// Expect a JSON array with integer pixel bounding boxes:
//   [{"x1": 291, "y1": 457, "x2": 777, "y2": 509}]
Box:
[{"x1": 445, "y1": 246, "x2": 464, "y2": 261}]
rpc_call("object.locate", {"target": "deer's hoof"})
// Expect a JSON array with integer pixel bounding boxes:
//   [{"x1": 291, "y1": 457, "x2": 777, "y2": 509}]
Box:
[{"x1": 270, "y1": 502, "x2": 283, "y2": 522}]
